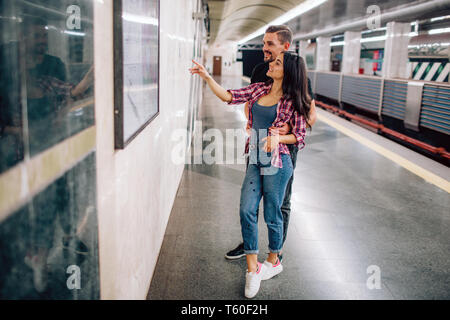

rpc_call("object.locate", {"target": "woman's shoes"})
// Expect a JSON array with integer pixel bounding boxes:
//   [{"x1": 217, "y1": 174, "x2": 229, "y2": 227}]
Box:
[
  {"x1": 245, "y1": 259, "x2": 283, "y2": 298},
  {"x1": 245, "y1": 262, "x2": 266, "y2": 298},
  {"x1": 262, "y1": 259, "x2": 283, "y2": 281}
]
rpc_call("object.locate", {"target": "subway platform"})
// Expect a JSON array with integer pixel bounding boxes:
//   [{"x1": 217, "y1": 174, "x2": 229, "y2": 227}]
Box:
[{"x1": 147, "y1": 76, "x2": 450, "y2": 300}]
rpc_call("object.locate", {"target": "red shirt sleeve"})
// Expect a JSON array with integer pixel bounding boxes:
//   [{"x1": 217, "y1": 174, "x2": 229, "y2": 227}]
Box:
[{"x1": 227, "y1": 82, "x2": 263, "y2": 105}]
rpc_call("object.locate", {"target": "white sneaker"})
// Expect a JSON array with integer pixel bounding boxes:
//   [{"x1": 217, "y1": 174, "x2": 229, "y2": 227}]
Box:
[
  {"x1": 245, "y1": 262, "x2": 266, "y2": 298},
  {"x1": 262, "y1": 259, "x2": 283, "y2": 280}
]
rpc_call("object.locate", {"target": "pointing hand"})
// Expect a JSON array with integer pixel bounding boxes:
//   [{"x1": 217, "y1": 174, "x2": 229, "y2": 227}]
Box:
[{"x1": 189, "y1": 60, "x2": 211, "y2": 81}]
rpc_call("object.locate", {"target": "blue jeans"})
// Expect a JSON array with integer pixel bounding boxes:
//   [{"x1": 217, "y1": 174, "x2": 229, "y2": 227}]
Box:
[{"x1": 239, "y1": 154, "x2": 293, "y2": 254}]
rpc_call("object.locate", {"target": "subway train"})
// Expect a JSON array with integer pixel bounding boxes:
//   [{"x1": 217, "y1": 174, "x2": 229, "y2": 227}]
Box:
[{"x1": 307, "y1": 33, "x2": 450, "y2": 166}]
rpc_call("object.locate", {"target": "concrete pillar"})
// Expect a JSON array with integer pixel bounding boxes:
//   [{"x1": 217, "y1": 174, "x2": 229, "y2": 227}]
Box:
[
  {"x1": 316, "y1": 37, "x2": 331, "y2": 71},
  {"x1": 383, "y1": 22, "x2": 410, "y2": 78},
  {"x1": 299, "y1": 40, "x2": 309, "y2": 58},
  {"x1": 342, "y1": 31, "x2": 361, "y2": 74}
]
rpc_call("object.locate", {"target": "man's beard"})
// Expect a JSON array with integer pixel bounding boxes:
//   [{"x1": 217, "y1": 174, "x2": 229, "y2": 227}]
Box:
[
  {"x1": 263, "y1": 51, "x2": 274, "y2": 63},
  {"x1": 33, "y1": 44, "x2": 47, "y2": 57}
]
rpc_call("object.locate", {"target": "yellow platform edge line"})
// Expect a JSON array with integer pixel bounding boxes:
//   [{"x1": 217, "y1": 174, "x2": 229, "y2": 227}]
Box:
[{"x1": 317, "y1": 112, "x2": 450, "y2": 194}]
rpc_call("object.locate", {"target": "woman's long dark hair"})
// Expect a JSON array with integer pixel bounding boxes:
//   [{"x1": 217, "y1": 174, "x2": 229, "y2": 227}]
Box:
[{"x1": 281, "y1": 52, "x2": 312, "y2": 128}]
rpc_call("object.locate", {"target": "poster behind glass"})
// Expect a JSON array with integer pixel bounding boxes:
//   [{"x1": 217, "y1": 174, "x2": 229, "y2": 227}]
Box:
[{"x1": 115, "y1": 0, "x2": 159, "y2": 148}]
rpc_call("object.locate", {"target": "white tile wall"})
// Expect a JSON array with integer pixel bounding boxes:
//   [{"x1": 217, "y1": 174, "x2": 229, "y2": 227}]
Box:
[
  {"x1": 94, "y1": 0, "x2": 203, "y2": 299},
  {"x1": 205, "y1": 42, "x2": 243, "y2": 76}
]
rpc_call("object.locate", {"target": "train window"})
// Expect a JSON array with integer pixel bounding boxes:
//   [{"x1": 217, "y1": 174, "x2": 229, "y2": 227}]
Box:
[
  {"x1": 114, "y1": 0, "x2": 160, "y2": 149},
  {"x1": 0, "y1": 0, "x2": 95, "y2": 173}
]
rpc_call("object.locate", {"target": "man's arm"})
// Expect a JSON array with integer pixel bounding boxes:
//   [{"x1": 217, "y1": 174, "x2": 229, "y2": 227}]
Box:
[
  {"x1": 307, "y1": 99, "x2": 317, "y2": 128},
  {"x1": 306, "y1": 77, "x2": 316, "y2": 127}
]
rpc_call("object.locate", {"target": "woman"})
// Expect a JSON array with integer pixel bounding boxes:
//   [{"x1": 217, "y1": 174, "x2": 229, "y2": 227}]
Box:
[{"x1": 189, "y1": 52, "x2": 311, "y2": 298}]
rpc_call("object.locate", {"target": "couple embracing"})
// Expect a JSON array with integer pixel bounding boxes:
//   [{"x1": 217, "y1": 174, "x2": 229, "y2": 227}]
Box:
[{"x1": 189, "y1": 25, "x2": 315, "y2": 299}]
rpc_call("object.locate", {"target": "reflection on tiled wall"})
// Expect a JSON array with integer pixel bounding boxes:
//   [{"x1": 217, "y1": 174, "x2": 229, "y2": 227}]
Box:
[
  {"x1": 0, "y1": 153, "x2": 99, "y2": 299},
  {"x1": 0, "y1": 0, "x2": 94, "y2": 173},
  {"x1": 0, "y1": 0, "x2": 98, "y2": 299},
  {"x1": 0, "y1": 0, "x2": 99, "y2": 299}
]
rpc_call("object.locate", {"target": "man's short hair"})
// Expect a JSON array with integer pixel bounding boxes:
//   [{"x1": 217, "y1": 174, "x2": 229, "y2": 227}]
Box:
[{"x1": 265, "y1": 25, "x2": 293, "y2": 45}]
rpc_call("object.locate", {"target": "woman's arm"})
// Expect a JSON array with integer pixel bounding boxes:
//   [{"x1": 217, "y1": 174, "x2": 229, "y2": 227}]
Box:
[
  {"x1": 70, "y1": 66, "x2": 94, "y2": 98},
  {"x1": 205, "y1": 76, "x2": 232, "y2": 103},
  {"x1": 190, "y1": 60, "x2": 232, "y2": 103}
]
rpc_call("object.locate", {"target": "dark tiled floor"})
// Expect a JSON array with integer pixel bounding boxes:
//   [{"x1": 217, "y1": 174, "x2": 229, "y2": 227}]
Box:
[{"x1": 148, "y1": 76, "x2": 450, "y2": 300}]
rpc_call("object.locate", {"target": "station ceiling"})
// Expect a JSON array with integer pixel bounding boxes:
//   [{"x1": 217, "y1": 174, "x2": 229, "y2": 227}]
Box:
[
  {"x1": 205, "y1": 0, "x2": 450, "y2": 45},
  {"x1": 206, "y1": 0, "x2": 307, "y2": 44}
]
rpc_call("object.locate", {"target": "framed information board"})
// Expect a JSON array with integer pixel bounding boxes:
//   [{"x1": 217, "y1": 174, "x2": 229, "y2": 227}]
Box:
[{"x1": 114, "y1": 0, "x2": 160, "y2": 149}]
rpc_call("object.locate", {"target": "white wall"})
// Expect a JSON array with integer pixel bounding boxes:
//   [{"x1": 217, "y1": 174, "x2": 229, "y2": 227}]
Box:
[
  {"x1": 205, "y1": 42, "x2": 242, "y2": 76},
  {"x1": 94, "y1": 0, "x2": 201, "y2": 299}
]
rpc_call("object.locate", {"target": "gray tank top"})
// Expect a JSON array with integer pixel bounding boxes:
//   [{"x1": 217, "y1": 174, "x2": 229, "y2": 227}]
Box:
[
  {"x1": 251, "y1": 101, "x2": 278, "y2": 130},
  {"x1": 249, "y1": 101, "x2": 278, "y2": 167}
]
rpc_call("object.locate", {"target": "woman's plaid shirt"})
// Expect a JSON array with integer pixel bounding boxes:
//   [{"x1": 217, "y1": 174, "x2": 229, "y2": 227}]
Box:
[{"x1": 227, "y1": 82, "x2": 306, "y2": 168}]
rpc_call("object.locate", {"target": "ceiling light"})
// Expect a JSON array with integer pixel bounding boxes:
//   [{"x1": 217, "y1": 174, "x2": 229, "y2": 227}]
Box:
[
  {"x1": 428, "y1": 27, "x2": 450, "y2": 35},
  {"x1": 361, "y1": 27, "x2": 387, "y2": 34},
  {"x1": 430, "y1": 15, "x2": 450, "y2": 22},
  {"x1": 122, "y1": 12, "x2": 158, "y2": 26},
  {"x1": 237, "y1": 0, "x2": 328, "y2": 44},
  {"x1": 360, "y1": 35, "x2": 386, "y2": 43},
  {"x1": 64, "y1": 30, "x2": 86, "y2": 37},
  {"x1": 330, "y1": 41, "x2": 345, "y2": 47}
]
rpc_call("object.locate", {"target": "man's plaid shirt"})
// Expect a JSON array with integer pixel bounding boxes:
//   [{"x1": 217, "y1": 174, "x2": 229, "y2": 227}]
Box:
[{"x1": 227, "y1": 81, "x2": 306, "y2": 168}]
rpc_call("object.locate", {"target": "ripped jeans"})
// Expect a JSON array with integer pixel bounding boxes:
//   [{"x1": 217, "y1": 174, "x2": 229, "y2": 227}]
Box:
[{"x1": 239, "y1": 154, "x2": 293, "y2": 255}]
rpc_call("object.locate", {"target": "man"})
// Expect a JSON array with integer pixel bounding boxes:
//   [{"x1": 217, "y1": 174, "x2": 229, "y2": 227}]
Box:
[
  {"x1": 23, "y1": 17, "x2": 93, "y2": 121},
  {"x1": 24, "y1": 17, "x2": 67, "y2": 82},
  {"x1": 225, "y1": 25, "x2": 316, "y2": 261},
  {"x1": 1, "y1": 16, "x2": 69, "y2": 173}
]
